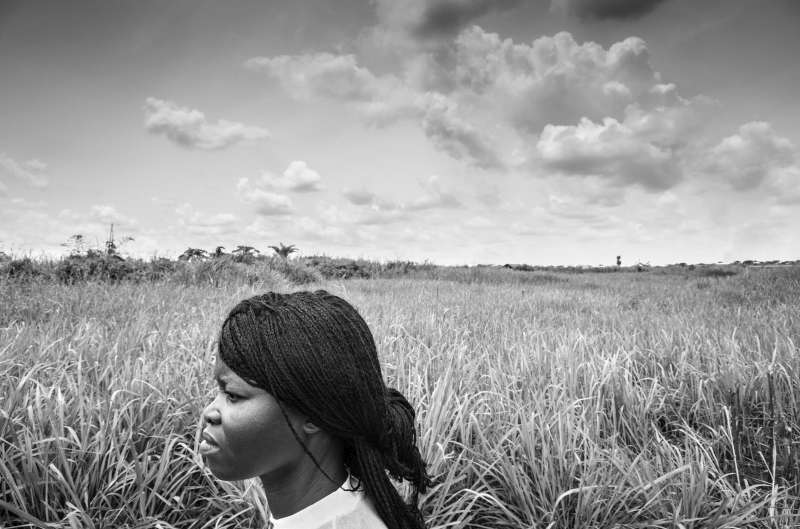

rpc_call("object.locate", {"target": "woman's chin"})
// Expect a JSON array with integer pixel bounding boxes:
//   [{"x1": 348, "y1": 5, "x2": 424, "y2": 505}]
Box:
[{"x1": 202, "y1": 458, "x2": 248, "y2": 481}]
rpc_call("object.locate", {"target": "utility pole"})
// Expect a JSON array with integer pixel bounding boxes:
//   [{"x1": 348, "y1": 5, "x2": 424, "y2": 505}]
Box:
[{"x1": 106, "y1": 223, "x2": 116, "y2": 256}]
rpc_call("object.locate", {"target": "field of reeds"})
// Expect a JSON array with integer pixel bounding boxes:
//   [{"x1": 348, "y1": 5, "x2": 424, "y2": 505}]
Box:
[{"x1": 1, "y1": 262, "x2": 799, "y2": 528}]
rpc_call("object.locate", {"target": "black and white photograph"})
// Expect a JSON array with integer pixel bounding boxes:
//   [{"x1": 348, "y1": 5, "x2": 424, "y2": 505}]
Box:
[{"x1": 1, "y1": 1, "x2": 799, "y2": 528}]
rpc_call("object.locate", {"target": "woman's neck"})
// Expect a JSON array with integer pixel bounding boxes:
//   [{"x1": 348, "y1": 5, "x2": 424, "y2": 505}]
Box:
[{"x1": 260, "y1": 454, "x2": 348, "y2": 519}]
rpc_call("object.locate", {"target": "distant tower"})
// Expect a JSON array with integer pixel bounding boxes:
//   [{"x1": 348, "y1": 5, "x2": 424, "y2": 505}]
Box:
[
  {"x1": 616, "y1": 255, "x2": 621, "y2": 267},
  {"x1": 106, "y1": 223, "x2": 116, "y2": 256}
]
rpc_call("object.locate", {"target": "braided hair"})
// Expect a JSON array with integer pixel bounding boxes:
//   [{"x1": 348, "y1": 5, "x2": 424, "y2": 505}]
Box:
[{"x1": 217, "y1": 290, "x2": 432, "y2": 529}]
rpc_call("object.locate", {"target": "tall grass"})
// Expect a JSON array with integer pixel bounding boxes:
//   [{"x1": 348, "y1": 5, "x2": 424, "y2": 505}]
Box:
[{"x1": 1, "y1": 267, "x2": 798, "y2": 528}]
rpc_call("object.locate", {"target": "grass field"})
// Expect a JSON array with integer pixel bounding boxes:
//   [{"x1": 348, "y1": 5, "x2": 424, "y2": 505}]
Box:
[{"x1": 1, "y1": 265, "x2": 799, "y2": 528}]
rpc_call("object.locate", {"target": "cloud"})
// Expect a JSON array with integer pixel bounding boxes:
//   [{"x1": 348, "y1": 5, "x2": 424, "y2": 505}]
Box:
[
  {"x1": 292, "y1": 216, "x2": 352, "y2": 243},
  {"x1": 0, "y1": 153, "x2": 49, "y2": 188},
  {"x1": 447, "y1": 28, "x2": 669, "y2": 131},
  {"x1": 705, "y1": 121, "x2": 797, "y2": 191},
  {"x1": 413, "y1": 0, "x2": 521, "y2": 38},
  {"x1": 245, "y1": 51, "x2": 503, "y2": 169},
  {"x1": 246, "y1": 52, "x2": 419, "y2": 126},
  {"x1": 343, "y1": 188, "x2": 379, "y2": 206},
  {"x1": 340, "y1": 189, "x2": 406, "y2": 224},
  {"x1": 536, "y1": 116, "x2": 681, "y2": 191},
  {"x1": 245, "y1": 53, "x2": 399, "y2": 102},
  {"x1": 420, "y1": 93, "x2": 505, "y2": 169},
  {"x1": 175, "y1": 203, "x2": 239, "y2": 235},
  {"x1": 342, "y1": 175, "x2": 461, "y2": 219},
  {"x1": 143, "y1": 97, "x2": 270, "y2": 150},
  {"x1": 551, "y1": 0, "x2": 668, "y2": 20},
  {"x1": 261, "y1": 161, "x2": 323, "y2": 192},
  {"x1": 236, "y1": 177, "x2": 293, "y2": 216},
  {"x1": 773, "y1": 167, "x2": 800, "y2": 205},
  {"x1": 247, "y1": 26, "x2": 716, "y2": 180},
  {"x1": 88, "y1": 205, "x2": 137, "y2": 226},
  {"x1": 368, "y1": 0, "x2": 521, "y2": 48},
  {"x1": 529, "y1": 91, "x2": 712, "y2": 195},
  {"x1": 406, "y1": 174, "x2": 463, "y2": 210}
]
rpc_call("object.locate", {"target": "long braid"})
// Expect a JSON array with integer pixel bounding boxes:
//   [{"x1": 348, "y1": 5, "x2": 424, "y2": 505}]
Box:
[{"x1": 217, "y1": 290, "x2": 431, "y2": 529}]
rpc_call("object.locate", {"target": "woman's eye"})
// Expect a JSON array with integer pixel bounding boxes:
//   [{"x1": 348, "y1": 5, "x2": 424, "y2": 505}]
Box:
[{"x1": 220, "y1": 390, "x2": 240, "y2": 402}]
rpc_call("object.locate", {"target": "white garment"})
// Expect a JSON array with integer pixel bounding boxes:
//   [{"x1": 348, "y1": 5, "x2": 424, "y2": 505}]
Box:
[{"x1": 268, "y1": 474, "x2": 389, "y2": 529}]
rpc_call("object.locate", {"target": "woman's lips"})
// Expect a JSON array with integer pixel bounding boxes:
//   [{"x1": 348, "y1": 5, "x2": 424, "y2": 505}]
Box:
[{"x1": 200, "y1": 431, "x2": 221, "y2": 455}]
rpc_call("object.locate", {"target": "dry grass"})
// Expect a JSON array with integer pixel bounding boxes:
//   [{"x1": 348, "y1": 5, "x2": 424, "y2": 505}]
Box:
[{"x1": 1, "y1": 267, "x2": 798, "y2": 528}]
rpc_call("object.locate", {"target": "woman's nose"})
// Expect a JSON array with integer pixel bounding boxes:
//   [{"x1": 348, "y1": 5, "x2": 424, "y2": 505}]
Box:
[{"x1": 203, "y1": 399, "x2": 221, "y2": 425}]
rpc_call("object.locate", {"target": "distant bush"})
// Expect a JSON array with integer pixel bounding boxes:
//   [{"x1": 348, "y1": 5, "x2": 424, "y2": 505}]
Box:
[
  {"x1": 303, "y1": 256, "x2": 379, "y2": 279},
  {"x1": 142, "y1": 257, "x2": 176, "y2": 281},
  {"x1": 55, "y1": 254, "x2": 137, "y2": 283},
  {"x1": 696, "y1": 266, "x2": 739, "y2": 278},
  {"x1": 3, "y1": 258, "x2": 43, "y2": 281},
  {"x1": 268, "y1": 257, "x2": 323, "y2": 285}
]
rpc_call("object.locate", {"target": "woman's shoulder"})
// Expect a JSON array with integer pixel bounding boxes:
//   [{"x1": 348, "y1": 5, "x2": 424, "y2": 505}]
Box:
[
  {"x1": 268, "y1": 475, "x2": 389, "y2": 529},
  {"x1": 345, "y1": 489, "x2": 389, "y2": 529}
]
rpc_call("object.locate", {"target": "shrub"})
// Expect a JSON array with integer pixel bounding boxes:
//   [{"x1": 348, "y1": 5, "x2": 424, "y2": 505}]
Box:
[
  {"x1": 304, "y1": 256, "x2": 376, "y2": 279},
  {"x1": 55, "y1": 255, "x2": 136, "y2": 283},
  {"x1": 143, "y1": 257, "x2": 176, "y2": 281},
  {"x1": 268, "y1": 257, "x2": 323, "y2": 285},
  {"x1": 697, "y1": 266, "x2": 738, "y2": 278},
  {"x1": 3, "y1": 258, "x2": 42, "y2": 281}
]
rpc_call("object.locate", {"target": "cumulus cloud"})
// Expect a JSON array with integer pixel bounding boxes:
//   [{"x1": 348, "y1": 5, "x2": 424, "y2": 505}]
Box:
[
  {"x1": 551, "y1": 0, "x2": 668, "y2": 20},
  {"x1": 260, "y1": 161, "x2": 323, "y2": 192},
  {"x1": 530, "y1": 90, "x2": 712, "y2": 194},
  {"x1": 144, "y1": 97, "x2": 270, "y2": 150},
  {"x1": 247, "y1": 22, "x2": 716, "y2": 184},
  {"x1": 447, "y1": 28, "x2": 670, "y2": 131},
  {"x1": 0, "y1": 153, "x2": 49, "y2": 188},
  {"x1": 236, "y1": 178, "x2": 293, "y2": 216},
  {"x1": 536, "y1": 116, "x2": 681, "y2": 191},
  {"x1": 705, "y1": 121, "x2": 797, "y2": 191}
]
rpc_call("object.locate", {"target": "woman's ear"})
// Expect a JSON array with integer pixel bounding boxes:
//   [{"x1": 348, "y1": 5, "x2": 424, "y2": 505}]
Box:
[{"x1": 301, "y1": 419, "x2": 322, "y2": 435}]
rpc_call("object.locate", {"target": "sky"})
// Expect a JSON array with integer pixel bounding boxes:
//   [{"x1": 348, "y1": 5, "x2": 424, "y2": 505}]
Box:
[{"x1": 1, "y1": 0, "x2": 799, "y2": 266}]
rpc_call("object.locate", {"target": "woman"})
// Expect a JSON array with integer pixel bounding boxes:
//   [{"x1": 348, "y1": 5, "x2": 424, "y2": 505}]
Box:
[{"x1": 200, "y1": 290, "x2": 431, "y2": 529}]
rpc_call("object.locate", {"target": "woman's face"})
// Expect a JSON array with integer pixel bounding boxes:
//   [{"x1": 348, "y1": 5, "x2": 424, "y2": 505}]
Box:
[{"x1": 200, "y1": 355, "x2": 307, "y2": 481}]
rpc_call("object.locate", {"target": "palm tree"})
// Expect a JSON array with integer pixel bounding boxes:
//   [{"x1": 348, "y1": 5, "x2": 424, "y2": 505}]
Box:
[
  {"x1": 232, "y1": 245, "x2": 260, "y2": 263},
  {"x1": 269, "y1": 242, "x2": 298, "y2": 259},
  {"x1": 179, "y1": 248, "x2": 208, "y2": 261}
]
